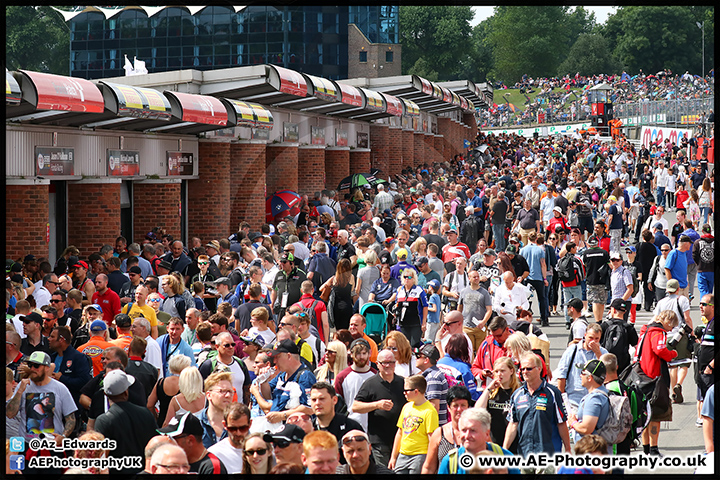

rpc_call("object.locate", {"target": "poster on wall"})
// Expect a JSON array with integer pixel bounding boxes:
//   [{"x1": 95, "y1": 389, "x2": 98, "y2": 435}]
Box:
[
  {"x1": 166, "y1": 151, "x2": 194, "y2": 176},
  {"x1": 284, "y1": 122, "x2": 299, "y2": 142},
  {"x1": 357, "y1": 132, "x2": 369, "y2": 149},
  {"x1": 107, "y1": 149, "x2": 140, "y2": 176},
  {"x1": 35, "y1": 147, "x2": 74, "y2": 176},
  {"x1": 336, "y1": 129, "x2": 348, "y2": 147},
  {"x1": 311, "y1": 126, "x2": 325, "y2": 145},
  {"x1": 252, "y1": 128, "x2": 271, "y2": 140}
]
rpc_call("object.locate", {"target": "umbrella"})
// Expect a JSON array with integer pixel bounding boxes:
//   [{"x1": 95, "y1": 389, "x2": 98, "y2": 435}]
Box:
[
  {"x1": 337, "y1": 173, "x2": 377, "y2": 191},
  {"x1": 266, "y1": 190, "x2": 301, "y2": 222}
]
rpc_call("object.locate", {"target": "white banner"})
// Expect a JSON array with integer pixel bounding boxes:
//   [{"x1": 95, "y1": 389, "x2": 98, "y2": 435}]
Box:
[{"x1": 640, "y1": 125, "x2": 693, "y2": 148}]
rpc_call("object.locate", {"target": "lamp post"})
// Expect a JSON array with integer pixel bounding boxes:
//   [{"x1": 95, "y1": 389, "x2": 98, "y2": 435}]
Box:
[{"x1": 696, "y1": 21, "x2": 705, "y2": 77}]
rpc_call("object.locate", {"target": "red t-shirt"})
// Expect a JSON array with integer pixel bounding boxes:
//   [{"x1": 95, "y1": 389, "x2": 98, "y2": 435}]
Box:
[
  {"x1": 675, "y1": 190, "x2": 689, "y2": 210},
  {"x1": 442, "y1": 242, "x2": 471, "y2": 263},
  {"x1": 294, "y1": 294, "x2": 327, "y2": 341},
  {"x1": 92, "y1": 288, "x2": 122, "y2": 324}
]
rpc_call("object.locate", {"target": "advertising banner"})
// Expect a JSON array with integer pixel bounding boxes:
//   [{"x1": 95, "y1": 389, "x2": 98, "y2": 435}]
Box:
[
  {"x1": 35, "y1": 147, "x2": 75, "y2": 176},
  {"x1": 166, "y1": 151, "x2": 194, "y2": 176},
  {"x1": 107, "y1": 149, "x2": 140, "y2": 176}
]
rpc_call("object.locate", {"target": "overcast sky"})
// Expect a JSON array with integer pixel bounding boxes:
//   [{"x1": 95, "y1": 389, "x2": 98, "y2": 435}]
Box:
[{"x1": 470, "y1": 6, "x2": 617, "y2": 26}]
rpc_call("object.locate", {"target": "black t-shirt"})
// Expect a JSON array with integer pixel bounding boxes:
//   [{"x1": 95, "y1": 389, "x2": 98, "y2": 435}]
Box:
[
  {"x1": 353, "y1": 374, "x2": 405, "y2": 448},
  {"x1": 423, "y1": 233, "x2": 447, "y2": 251},
  {"x1": 312, "y1": 413, "x2": 364, "y2": 464},
  {"x1": 491, "y1": 199, "x2": 508, "y2": 225},
  {"x1": 336, "y1": 242, "x2": 357, "y2": 265},
  {"x1": 88, "y1": 379, "x2": 147, "y2": 420},
  {"x1": 94, "y1": 401, "x2": 158, "y2": 474},
  {"x1": 20, "y1": 335, "x2": 50, "y2": 357},
  {"x1": 671, "y1": 222, "x2": 685, "y2": 246},
  {"x1": 581, "y1": 247, "x2": 611, "y2": 285},
  {"x1": 57, "y1": 314, "x2": 79, "y2": 336},
  {"x1": 126, "y1": 359, "x2": 159, "y2": 402},
  {"x1": 191, "y1": 452, "x2": 228, "y2": 475},
  {"x1": 486, "y1": 387, "x2": 518, "y2": 454},
  {"x1": 510, "y1": 255, "x2": 529, "y2": 279}
]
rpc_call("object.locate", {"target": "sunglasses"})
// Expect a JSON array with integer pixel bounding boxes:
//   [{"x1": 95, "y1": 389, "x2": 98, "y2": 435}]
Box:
[
  {"x1": 245, "y1": 448, "x2": 268, "y2": 456},
  {"x1": 148, "y1": 298, "x2": 162, "y2": 303},
  {"x1": 403, "y1": 276, "x2": 413, "y2": 279},
  {"x1": 443, "y1": 320, "x2": 460, "y2": 326},
  {"x1": 403, "y1": 388, "x2": 417, "y2": 393},
  {"x1": 198, "y1": 262, "x2": 209, "y2": 265},
  {"x1": 226, "y1": 424, "x2": 250, "y2": 433},
  {"x1": 22, "y1": 319, "x2": 37, "y2": 324},
  {"x1": 222, "y1": 343, "x2": 236, "y2": 348},
  {"x1": 519, "y1": 366, "x2": 535, "y2": 372},
  {"x1": 342, "y1": 436, "x2": 368, "y2": 445},
  {"x1": 27, "y1": 363, "x2": 45, "y2": 369},
  {"x1": 611, "y1": 259, "x2": 622, "y2": 262},
  {"x1": 273, "y1": 440, "x2": 298, "y2": 449},
  {"x1": 50, "y1": 299, "x2": 63, "y2": 303},
  {"x1": 700, "y1": 302, "x2": 714, "y2": 307},
  {"x1": 377, "y1": 361, "x2": 396, "y2": 366}
]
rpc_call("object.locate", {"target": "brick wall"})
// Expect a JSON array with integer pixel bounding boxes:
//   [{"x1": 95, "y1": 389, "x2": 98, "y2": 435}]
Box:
[
  {"x1": 387, "y1": 127, "x2": 403, "y2": 179},
  {"x1": 133, "y1": 182, "x2": 181, "y2": 244},
  {"x1": 369, "y1": 124, "x2": 389, "y2": 176},
  {"x1": 463, "y1": 113, "x2": 478, "y2": 140},
  {"x1": 434, "y1": 135, "x2": 445, "y2": 162},
  {"x1": 67, "y1": 182, "x2": 121, "y2": 256},
  {"x1": 413, "y1": 132, "x2": 425, "y2": 168},
  {"x1": 437, "y1": 117, "x2": 453, "y2": 161},
  {"x1": 6, "y1": 184, "x2": 49, "y2": 260},
  {"x1": 402, "y1": 129, "x2": 414, "y2": 171},
  {"x1": 266, "y1": 144, "x2": 298, "y2": 194},
  {"x1": 349, "y1": 149, "x2": 371, "y2": 175},
  {"x1": 231, "y1": 141, "x2": 267, "y2": 230},
  {"x1": 325, "y1": 147, "x2": 350, "y2": 192},
  {"x1": 297, "y1": 146, "x2": 325, "y2": 197},
  {"x1": 189, "y1": 140, "x2": 231, "y2": 241}
]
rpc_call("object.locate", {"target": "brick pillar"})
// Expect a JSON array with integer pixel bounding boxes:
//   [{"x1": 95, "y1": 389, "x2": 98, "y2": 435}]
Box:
[
  {"x1": 6, "y1": 182, "x2": 49, "y2": 260},
  {"x1": 424, "y1": 133, "x2": 435, "y2": 167},
  {"x1": 189, "y1": 140, "x2": 231, "y2": 241},
  {"x1": 297, "y1": 145, "x2": 326, "y2": 197},
  {"x1": 434, "y1": 135, "x2": 444, "y2": 162},
  {"x1": 232, "y1": 141, "x2": 267, "y2": 229},
  {"x1": 133, "y1": 182, "x2": 181, "y2": 244},
  {"x1": 369, "y1": 124, "x2": 389, "y2": 177},
  {"x1": 437, "y1": 117, "x2": 454, "y2": 161},
  {"x1": 387, "y1": 127, "x2": 403, "y2": 179},
  {"x1": 413, "y1": 132, "x2": 425, "y2": 168},
  {"x1": 463, "y1": 112, "x2": 478, "y2": 140},
  {"x1": 349, "y1": 148, "x2": 371, "y2": 175},
  {"x1": 402, "y1": 129, "x2": 414, "y2": 171},
  {"x1": 266, "y1": 143, "x2": 299, "y2": 195},
  {"x1": 68, "y1": 181, "x2": 122, "y2": 255},
  {"x1": 325, "y1": 147, "x2": 350, "y2": 192}
]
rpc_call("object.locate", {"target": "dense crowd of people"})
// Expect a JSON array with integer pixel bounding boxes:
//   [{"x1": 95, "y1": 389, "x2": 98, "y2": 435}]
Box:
[
  {"x1": 483, "y1": 70, "x2": 715, "y2": 127},
  {"x1": 5, "y1": 126, "x2": 715, "y2": 474}
]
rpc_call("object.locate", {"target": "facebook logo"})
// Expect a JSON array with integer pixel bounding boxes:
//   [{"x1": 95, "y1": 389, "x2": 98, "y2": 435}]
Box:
[
  {"x1": 10, "y1": 455, "x2": 25, "y2": 471},
  {"x1": 9, "y1": 436, "x2": 25, "y2": 452}
]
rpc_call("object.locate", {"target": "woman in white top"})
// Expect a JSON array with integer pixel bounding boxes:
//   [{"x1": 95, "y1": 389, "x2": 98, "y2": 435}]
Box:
[
  {"x1": 382, "y1": 330, "x2": 418, "y2": 377},
  {"x1": 665, "y1": 167, "x2": 676, "y2": 209},
  {"x1": 163, "y1": 366, "x2": 205, "y2": 426},
  {"x1": 243, "y1": 307, "x2": 276, "y2": 346},
  {"x1": 650, "y1": 244, "x2": 671, "y2": 302},
  {"x1": 698, "y1": 177, "x2": 713, "y2": 226}
]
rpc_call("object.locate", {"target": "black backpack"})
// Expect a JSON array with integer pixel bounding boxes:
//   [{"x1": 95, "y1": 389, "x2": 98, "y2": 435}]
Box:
[
  {"x1": 556, "y1": 254, "x2": 578, "y2": 283},
  {"x1": 603, "y1": 319, "x2": 630, "y2": 370}
]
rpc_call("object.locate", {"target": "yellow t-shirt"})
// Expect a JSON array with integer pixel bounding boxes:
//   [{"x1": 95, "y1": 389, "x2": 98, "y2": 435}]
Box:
[
  {"x1": 397, "y1": 399, "x2": 439, "y2": 456},
  {"x1": 295, "y1": 337, "x2": 314, "y2": 366},
  {"x1": 122, "y1": 303, "x2": 158, "y2": 328}
]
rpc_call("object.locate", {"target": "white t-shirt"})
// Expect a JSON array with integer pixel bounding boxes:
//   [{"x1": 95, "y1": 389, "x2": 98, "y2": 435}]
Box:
[
  {"x1": 144, "y1": 335, "x2": 163, "y2": 377},
  {"x1": 249, "y1": 327, "x2": 276, "y2": 347},
  {"x1": 340, "y1": 368, "x2": 376, "y2": 431},
  {"x1": 10, "y1": 314, "x2": 27, "y2": 338},
  {"x1": 214, "y1": 357, "x2": 247, "y2": 404},
  {"x1": 655, "y1": 167, "x2": 669, "y2": 187},
  {"x1": 208, "y1": 437, "x2": 244, "y2": 474},
  {"x1": 302, "y1": 334, "x2": 325, "y2": 364}
]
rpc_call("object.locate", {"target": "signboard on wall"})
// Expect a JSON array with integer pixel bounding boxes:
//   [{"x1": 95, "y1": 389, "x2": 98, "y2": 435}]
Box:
[
  {"x1": 107, "y1": 149, "x2": 140, "y2": 176},
  {"x1": 311, "y1": 126, "x2": 325, "y2": 145},
  {"x1": 640, "y1": 126, "x2": 693, "y2": 149},
  {"x1": 252, "y1": 128, "x2": 271, "y2": 140},
  {"x1": 166, "y1": 151, "x2": 194, "y2": 176},
  {"x1": 35, "y1": 147, "x2": 74, "y2": 176},
  {"x1": 357, "y1": 132, "x2": 369, "y2": 149},
  {"x1": 335, "y1": 129, "x2": 348, "y2": 147},
  {"x1": 284, "y1": 122, "x2": 299, "y2": 142}
]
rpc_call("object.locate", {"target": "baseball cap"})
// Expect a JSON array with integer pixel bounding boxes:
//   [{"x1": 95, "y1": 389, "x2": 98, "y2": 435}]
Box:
[
  {"x1": 280, "y1": 252, "x2": 295, "y2": 263},
  {"x1": 587, "y1": 236, "x2": 599, "y2": 247},
  {"x1": 608, "y1": 195, "x2": 617, "y2": 202},
  {"x1": 625, "y1": 245, "x2": 636, "y2": 253},
  {"x1": 263, "y1": 423, "x2": 305, "y2": 446},
  {"x1": 414, "y1": 256, "x2": 429, "y2": 266},
  {"x1": 415, "y1": 344, "x2": 440, "y2": 363},
  {"x1": 565, "y1": 298, "x2": 584, "y2": 312},
  {"x1": 383, "y1": 208, "x2": 392, "y2": 216},
  {"x1": 483, "y1": 248, "x2": 497, "y2": 257},
  {"x1": 240, "y1": 334, "x2": 266, "y2": 348},
  {"x1": 25, "y1": 351, "x2": 51, "y2": 367},
  {"x1": 102, "y1": 369, "x2": 135, "y2": 395},
  {"x1": 447, "y1": 226, "x2": 458, "y2": 234},
  {"x1": 702, "y1": 224, "x2": 712, "y2": 234},
  {"x1": 610, "y1": 298, "x2": 629, "y2": 311},
  {"x1": 157, "y1": 411, "x2": 205, "y2": 437},
  {"x1": 349, "y1": 338, "x2": 371, "y2": 351},
  {"x1": 267, "y1": 339, "x2": 300, "y2": 358},
  {"x1": 157, "y1": 260, "x2": 173, "y2": 271},
  {"x1": 21, "y1": 312, "x2": 44, "y2": 325},
  {"x1": 384, "y1": 237, "x2": 396, "y2": 245},
  {"x1": 114, "y1": 313, "x2": 132, "y2": 328},
  {"x1": 427, "y1": 279, "x2": 441, "y2": 290},
  {"x1": 610, "y1": 251, "x2": 622, "y2": 260},
  {"x1": 214, "y1": 277, "x2": 232, "y2": 286},
  {"x1": 87, "y1": 303, "x2": 103, "y2": 313},
  {"x1": 653, "y1": 222, "x2": 664, "y2": 230},
  {"x1": 128, "y1": 266, "x2": 142, "y2": 275},
  {"x1": 396, "y1": 248, "x2": 408, "y2": 259},
  {"x1": 73, "y1": 260, "x2": 89, "y2": 270},
  {"x1": 578, "y1": 359, "x2": 606, "y2": 381},
  {"x1": 90, "y1": 319, "x2": 107, "y2": 332},
  {"x1": 145, "y1": 232, "x2": 158, "y2": 241},
  {"x1": 249, "y1": 232, "x2": 263, "y2": 242},
  {"x1": 505, "y1": 245, "x2": 518, "y2": 255},
  {"x1": 553, "y1": 206, "x2": 562, "y2": 213},
  {"x1": 666, "y1": 279, "x2": 680, "y2": 293},
  {"x1": 205, "y1": 240, "x2": 221, "y2": 251}
]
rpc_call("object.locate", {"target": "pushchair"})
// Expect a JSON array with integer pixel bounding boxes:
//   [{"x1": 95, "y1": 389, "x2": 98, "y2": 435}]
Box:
[{"x1": 359, "y1": 302, "x2": 388, "y2": 346}]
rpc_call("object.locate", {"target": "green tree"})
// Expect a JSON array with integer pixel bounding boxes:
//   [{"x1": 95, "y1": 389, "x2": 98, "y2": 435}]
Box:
[
  {"x1": 601, "y1": 6, "x2": 712, "y2": 74},
  {"x1": 486, "y1": 6, "x2": 573, "y2": 83},
  {"x1": 558, "y1": 33, "x2": 622, "y2": 76},
  {"x1": 6, "y1": 6, "x2": 70, "y2": 75},
  {"x1": 399, "y1": 6, "x2": 474, "y2": 81}
]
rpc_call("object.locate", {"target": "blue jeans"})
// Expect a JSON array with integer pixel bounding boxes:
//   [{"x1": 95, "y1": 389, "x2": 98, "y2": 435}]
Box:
[
  {"x1": 563, "y1": 285, "x2": 583, "y2": 325},
  {"x1": 656, "y1": 187, "x2": 666, "y2": 207},
  {"x1": 492, "y1": 223, "x2": 506, "y2": 251},
  {"x1": 701, "y1": 206, "x2": 712, "y2": 226},
  {"x1": 698, "y1": 271, "x2": 714, "y2": 300}
]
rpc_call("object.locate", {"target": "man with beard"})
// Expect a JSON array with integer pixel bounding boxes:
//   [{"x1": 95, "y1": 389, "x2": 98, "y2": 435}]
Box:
[
  {"x1": 334, "y1": 339, "x2": 377, "y2": 432},
  {"x1": 207, "y1": 403, "x2": 251, "y2": 473}
]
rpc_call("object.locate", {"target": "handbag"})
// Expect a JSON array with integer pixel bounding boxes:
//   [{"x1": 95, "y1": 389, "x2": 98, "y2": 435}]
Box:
[
  {"x1": 319, "y1": 278, "x2": 332, "y2": 304},
  {"x1": 618, "y1": 327, "x2": 658, "y2": 397}
]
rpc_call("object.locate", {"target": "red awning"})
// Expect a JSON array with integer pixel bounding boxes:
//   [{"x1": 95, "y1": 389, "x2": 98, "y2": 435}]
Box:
[
  {"x1": 273, "y1": 65, "x2": 308, "y2": 97},
  {"x1": 361, "y1": 88, "x2": 385, "y2": 113},
  {"x1": 338, "y1": 83, "x2": 364, "y2": 107},
  {"x1": 419, "y1": 77, "x2": 433, "y2": 96},
  {"x1": 382, "y1": 92, "x2": 403, "y2": 117},
  {"x1": 164, "y1": 91, "x2": 228, "y2": 125},
  {"x1": 6, "y1": 69, "x2": 21, "y2": 105},
  {"x1": 19, "y1": 70, "x2": 104, "y2": 112},
  {"x1": 305, "y1": 74, "x2": 338, "y2": 102},
  {"x1": 100, "y1": 81, "x2": 172, "y2": 120}
]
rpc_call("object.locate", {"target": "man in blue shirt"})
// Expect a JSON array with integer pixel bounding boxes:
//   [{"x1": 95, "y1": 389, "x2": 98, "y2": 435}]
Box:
[
  {"x1": 520, "y1": 232, "x2": 549, "y2": 326},
  {"x1": 556, "y1": 323, "x2": 608, "y2": 410},
  {"x1": 567, "y1": 359, "x2": 610, "y2": 449},
  {"x1": 664, "y1": 235, "x2": 692, "y2": 296},
  {"x1": 158, "y1": 317, "x2": 196, "y2": 377},
  {"x1": 680, "y1": 221, "x2": 701, "y2": 301},
  {"x1": 653, "y1": 223, "x2": 671, "y2": 251},
  {"x1": 504, "y1": 351, "x2": 571, "y2": 457}
]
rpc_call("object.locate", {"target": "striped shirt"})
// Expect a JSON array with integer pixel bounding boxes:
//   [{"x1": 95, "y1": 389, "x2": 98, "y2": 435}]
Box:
[{"x1": 422, "y1": 365, "x2": 448, "y2": 425}]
